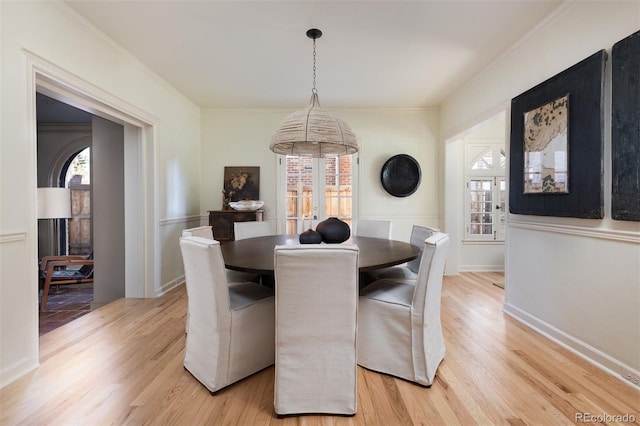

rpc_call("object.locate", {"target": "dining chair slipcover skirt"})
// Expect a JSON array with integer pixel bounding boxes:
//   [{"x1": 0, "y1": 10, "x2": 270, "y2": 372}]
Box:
[
  {"x1": 358, "y1": 232, "x2": 449, "y2": 386},
  {"x1": 273, "y1": 244, "x2": 360, "y2": 415},
  {"x1": 355, "y1": 220, "x2": 392, "y2": 239},
  {"x1": 179, "y1": 236, "x2": 275, "y2": 393}
]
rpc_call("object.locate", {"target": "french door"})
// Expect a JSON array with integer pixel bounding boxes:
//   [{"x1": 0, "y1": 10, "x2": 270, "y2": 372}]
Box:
[
  {"x1": 465, "y1": 176, "x2": 506, "y2": 241},
  {"x1": 280, "y1": 155, "x2": 354, "y2": 234},
  {"x1": 464, "y1": 142, "x2": 506, "y2": 241}
]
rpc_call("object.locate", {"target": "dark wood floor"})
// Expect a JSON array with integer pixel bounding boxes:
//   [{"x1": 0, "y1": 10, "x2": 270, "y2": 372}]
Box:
[{"x1": 38, "y1": 284, "x2": 93, "y2": 336}]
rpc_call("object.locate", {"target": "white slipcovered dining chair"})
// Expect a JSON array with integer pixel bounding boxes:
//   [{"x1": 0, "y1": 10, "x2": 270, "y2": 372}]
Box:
[
  {"x1": 362, "y1": 224, "x2": 439, "y2": 283},
  {"x1": 183, "y1": 224, "x2": 261, "y2": 283},
  {"x1": 356, "y1": 219, "x2": 392, "y2": 239},
  {"x1": 357, "y1": 232, "x2": 449, "y2": 386},
  {"x1": 182, "y1": 225, "x2": 213, "y2": 239},
  {"x1": 181, "y1": 225, "x2": 260, "y2": 334},
  {"x1": 181, "y1": 227, "x2": 215, "y2": 334},
  {"x1": 273, "y1": 244, "x2": 360, "y2": 415},
  {"x1": 179, "y1": 236, "x2": 275, "y2": 393},
  {"x1": 234, "y1": 221, "x2": 272, "y2": 241}
]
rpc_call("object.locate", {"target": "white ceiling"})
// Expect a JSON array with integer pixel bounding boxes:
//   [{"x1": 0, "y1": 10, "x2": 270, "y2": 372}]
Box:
[{"x1": 64, "y1": 0, "x2": 563, "y2": 110}]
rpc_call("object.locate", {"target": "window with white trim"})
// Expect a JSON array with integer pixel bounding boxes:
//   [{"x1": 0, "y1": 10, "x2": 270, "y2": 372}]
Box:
[{"x1": 465, "y1": 143, "x2": 505, "y2": 241}]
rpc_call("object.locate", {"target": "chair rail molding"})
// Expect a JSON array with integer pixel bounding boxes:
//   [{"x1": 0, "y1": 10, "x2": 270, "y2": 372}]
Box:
[
  {"x1": 507, "y1": 218, "x2": 640, "y2": 244},
  {"x1": 0, "y1": 232, "x2": 27, "y2": 244},
  {"x1": 159, "y1": 215, "x2": 203, "y2": 227}
]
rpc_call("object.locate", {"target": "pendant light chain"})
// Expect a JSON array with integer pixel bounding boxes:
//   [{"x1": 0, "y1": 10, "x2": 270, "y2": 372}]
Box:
[{"x1": 312, "y1": 37, "x2": 317, "y2": 94}]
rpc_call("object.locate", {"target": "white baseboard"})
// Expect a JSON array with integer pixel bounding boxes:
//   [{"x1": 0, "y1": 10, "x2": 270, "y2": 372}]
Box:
[
  {"x1": 458, "y1": 265, "x2": 504, "y2": 272},
  {"x1": 1, "y1": 356, "x2": 38, "y2": 389},
  {"x1": 157, "y1": 276, "x2": 184, "y2": 297},
  {"x1": 503, "y1": 302, "x2": 640, "y2": 391}
]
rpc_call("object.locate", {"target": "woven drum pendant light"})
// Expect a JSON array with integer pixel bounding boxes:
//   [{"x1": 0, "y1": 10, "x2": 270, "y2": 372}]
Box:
[{"x1": 270, "y1": 28, "x2": 358, "y2": 157}]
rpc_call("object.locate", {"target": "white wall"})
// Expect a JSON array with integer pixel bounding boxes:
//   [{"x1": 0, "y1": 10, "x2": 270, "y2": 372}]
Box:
[
  {"x1": 441, "y1": 1, "x2": 640, "y2": 385},
  {"x1": 344, "y1": 109, "x2": 441, "y2": 242},
  {"x1": 200, "y1": 110, "x2": 284, "y2": 229},
  {"x1": 200, "y1": 108, "x2": 440, "y2": 243},
  {"x1": 0, "y1": 1, "x2": 201, "y2": 386},
  {"x1": 459, "y1": 241, "x2": 504, "y2": 272}
]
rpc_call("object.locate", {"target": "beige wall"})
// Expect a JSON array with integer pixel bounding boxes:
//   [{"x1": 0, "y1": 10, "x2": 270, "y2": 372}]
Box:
[
  {"x1": 1, "y1": 1, "x2": 201, "y2": 386},
  {"x1": 441, "y1": 1, "x2": 640, "y2": 385},
  {"x1": 200, "y1": 108, "x2": 440, "y2": 243}
]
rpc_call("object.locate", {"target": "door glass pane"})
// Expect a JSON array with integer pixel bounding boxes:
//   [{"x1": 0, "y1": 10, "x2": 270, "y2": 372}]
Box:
[
  {"x1": 325, "y1": 155, "x2": 352, "y2": 221},
  {"x1": 65, "y1": 148, "x2": 92, "y2": 255},
  {"x1": 64, "y1": 147, "x2": 91, "y2": 185},
  {"x1": 285, "y1": 155, "x2": 314, "y2": 234},
  {"x1": 469, "y1": 179, "x2": 494, "y2": 235},
  {"x1": 498, "y1": 178, "x2": 506, "y2": 239},
  {"x1": 471, "y1": 148, "x2": 493, "y2": 170}
]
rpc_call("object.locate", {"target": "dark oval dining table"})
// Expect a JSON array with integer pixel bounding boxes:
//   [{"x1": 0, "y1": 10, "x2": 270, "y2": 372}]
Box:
[{"x1": 220, "y1": 234, "x2": 420, "y2": 275}]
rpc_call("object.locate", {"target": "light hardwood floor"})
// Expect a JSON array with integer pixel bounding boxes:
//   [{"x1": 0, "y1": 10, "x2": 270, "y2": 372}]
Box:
[{"x1": 2, "y1": 272, "x2": 638, "y2": 425}]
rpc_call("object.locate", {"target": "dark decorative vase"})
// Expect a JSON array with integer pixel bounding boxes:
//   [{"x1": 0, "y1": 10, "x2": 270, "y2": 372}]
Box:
[
  {"x1": 299, "y1": 228, "x2": 322, "y2": 244},
  {"x1": 316, "y1": 217, "x2": 351, "y2": 244}
]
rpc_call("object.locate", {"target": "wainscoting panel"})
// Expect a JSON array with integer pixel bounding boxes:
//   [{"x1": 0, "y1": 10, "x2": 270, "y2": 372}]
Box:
[{"x1": 158, "y1": 215, "x2": 204, "y2": 296}]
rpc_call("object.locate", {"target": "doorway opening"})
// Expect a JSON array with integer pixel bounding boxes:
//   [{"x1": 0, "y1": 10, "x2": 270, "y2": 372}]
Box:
[
  {"x1": 444, "y1": 109, "x2": 507, "y2": 277},
  {"x1": 32, "y1": 66, "x2": 158, "y2": 340},
  {"x1": 36, "y1": 94, "x2": 94, "y2": 330}
]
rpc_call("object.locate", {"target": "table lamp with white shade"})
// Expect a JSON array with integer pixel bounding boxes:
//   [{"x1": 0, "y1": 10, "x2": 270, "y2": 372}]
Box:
[{"x1": 37, "y1": 187, "x2": 72, "y2": 256}]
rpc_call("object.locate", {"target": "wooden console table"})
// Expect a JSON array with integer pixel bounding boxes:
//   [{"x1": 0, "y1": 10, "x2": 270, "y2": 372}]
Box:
[{"x1": 207, "y1": 210, "x2": 263, "y2": 242}]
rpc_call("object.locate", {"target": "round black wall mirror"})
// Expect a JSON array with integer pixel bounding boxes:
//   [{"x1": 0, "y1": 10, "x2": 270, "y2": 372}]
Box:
[{"x1": 380, "y1": 154, "x2": 422, "y2": 197}]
